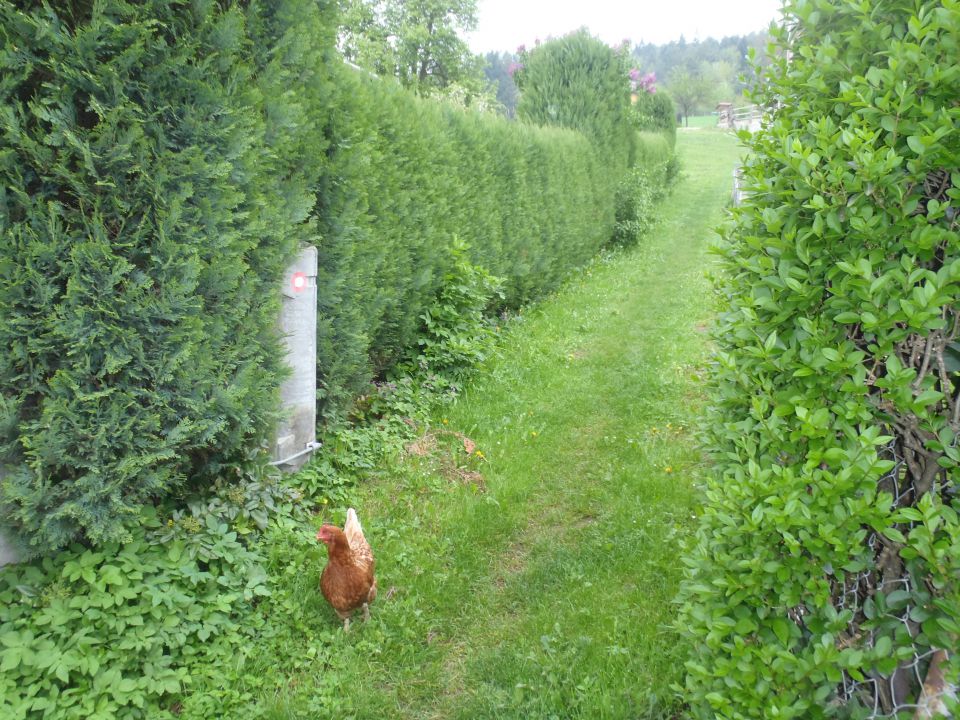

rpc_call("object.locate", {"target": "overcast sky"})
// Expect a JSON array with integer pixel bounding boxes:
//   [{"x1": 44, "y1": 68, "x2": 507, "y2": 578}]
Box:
[{"x1": 467, "y1": 0, "x2": 784, "y2": 54}]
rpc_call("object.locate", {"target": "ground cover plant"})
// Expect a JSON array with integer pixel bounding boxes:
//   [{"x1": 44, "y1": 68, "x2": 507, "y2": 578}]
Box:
[
  {"x1": 678, "y1": 1, "x2": 960, "y2": 717},
  {"x1": 0, "y1": 460, "x2": 288, "y2": 720}
]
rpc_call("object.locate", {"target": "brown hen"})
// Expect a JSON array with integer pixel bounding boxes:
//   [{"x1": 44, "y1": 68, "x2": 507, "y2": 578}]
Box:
[{"x1": 316, "y1": 508, "x2": 377, "y2": 631}]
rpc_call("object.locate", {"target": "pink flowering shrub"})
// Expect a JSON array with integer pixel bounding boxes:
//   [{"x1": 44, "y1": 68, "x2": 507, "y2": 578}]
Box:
[{"x1": 629, "y1": 67, "x2": 656, "y2": 94}]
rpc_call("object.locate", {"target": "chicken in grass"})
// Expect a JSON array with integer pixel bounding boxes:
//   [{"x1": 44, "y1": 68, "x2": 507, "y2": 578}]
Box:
[{"x1": 316, "y1": 508, "x2": 377, "y2": 631}]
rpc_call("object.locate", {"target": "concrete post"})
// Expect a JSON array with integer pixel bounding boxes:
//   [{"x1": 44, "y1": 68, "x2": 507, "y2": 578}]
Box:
[
  {"x1": 271, "y1": 246, "x2": 320, "y2": 471},
  {"x1": 0, "y1": 470, "x2": 19, "y2": 567},
  {"x1": 732, "y1": 166, "x2": 744, "y2": 207}
]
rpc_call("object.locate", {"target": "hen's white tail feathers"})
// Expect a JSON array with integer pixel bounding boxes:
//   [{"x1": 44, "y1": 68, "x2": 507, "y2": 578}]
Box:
[
  {"x1": 344, "y1": 508, "x2": 364, "y2": 551},
  {"x1": 345, "y1": 507, "x2": 362, "y2": 536},
  {"x1": 344, "y1": 508, "x2": 374, "y2": 567}
]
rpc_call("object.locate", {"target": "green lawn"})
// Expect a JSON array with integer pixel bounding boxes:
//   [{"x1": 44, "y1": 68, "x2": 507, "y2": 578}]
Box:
[
  {"x1": 681, "y1": 114, "x2": 722, "y2": 129},
  {"x1": 181, "y1": 129, "x2": 744, "y2": 720}
]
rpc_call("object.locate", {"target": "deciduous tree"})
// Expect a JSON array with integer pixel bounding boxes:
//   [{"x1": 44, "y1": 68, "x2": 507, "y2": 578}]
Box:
[
  {"x1": 339, "y1": 0, "x2": 486, "y2": 97},
  {"x1": 666, "y1": 65, "x2": 711, "y2": 126}
]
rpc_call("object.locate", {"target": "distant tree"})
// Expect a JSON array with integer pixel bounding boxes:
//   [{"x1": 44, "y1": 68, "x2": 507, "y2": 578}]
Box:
[
  {"x1": 483, "y1": 51, "x2": 519, "y2": 117},
  {"x1": 515, "y1": 29, "x2": 633, "y2": 167},
  {"x1": 339, "y1": 0, "x2": 391, "y2": 75},
  {"x1": 701, "y1": 59, "x2": 737, "y2": 105},
  {"x1": 632, "y1": 31, "x2": 772, "y2": 103},
  {"x1": 388, "y1": 0, "x2": 481, "y2": 91},
  {"x1": 667, "y1": 66, "x2": 712, "y2": 126},
  {"x1": 339, "y1": 0, "x2": 488, "y2": 98}
]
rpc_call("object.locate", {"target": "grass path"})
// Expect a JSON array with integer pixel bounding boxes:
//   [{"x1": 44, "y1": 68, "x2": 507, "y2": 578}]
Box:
[{"x1": 255, "y1": 129, "x2": 743, "y2": 720}]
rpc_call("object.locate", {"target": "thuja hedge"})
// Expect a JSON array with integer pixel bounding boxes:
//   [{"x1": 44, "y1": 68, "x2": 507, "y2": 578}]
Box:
[
  {"x1": 678, "y1": 1, "x2": 959, "y2": 717},
  {"x1": 314, "y1": 65, "x2": 615, "y2": 415},
  {"x1": 0, "y1": 0, "x2": 338, "y2": 553},
  {"x1": 2, "y1": 2, "x2": 649, "y2": 551},
  {"x1": 515, "y1": 30, "x2": 635, "y2": 193},
  {"x1": 633, "y1": 91, "x2": 677, "y2": 148}
]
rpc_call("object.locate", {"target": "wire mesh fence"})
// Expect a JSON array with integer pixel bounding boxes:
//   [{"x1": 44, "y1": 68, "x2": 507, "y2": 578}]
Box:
[{"x1": 812, "y1": 442, "x2": 957, "y2": 718}]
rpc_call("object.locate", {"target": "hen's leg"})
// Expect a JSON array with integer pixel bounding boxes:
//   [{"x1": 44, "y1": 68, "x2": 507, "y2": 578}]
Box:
[
  {"x1": 362, "y1": 602, "x2": 370, "y2": 622},
  {"x1": 342, "y1": 616, "x2": 351, "y2": 632}
]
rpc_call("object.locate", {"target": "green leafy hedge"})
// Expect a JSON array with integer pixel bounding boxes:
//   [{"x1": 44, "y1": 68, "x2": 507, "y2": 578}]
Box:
[
  {"x1": 0, "y1": 0, "x2": 337, "y2": 553},
  {"x1": 678, "y1": 0, "x2": 960, "y2": 716}
]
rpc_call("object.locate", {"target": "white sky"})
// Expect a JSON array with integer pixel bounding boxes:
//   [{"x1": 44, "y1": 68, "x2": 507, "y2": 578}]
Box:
[{"x1": 467, "y1": 0, "x2": 784, "y2": 54}]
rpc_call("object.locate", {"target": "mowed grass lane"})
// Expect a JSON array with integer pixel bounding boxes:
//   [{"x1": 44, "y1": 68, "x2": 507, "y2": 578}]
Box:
[{"x1": 257, "y1": 127, "x2": 743, "y2": 720}]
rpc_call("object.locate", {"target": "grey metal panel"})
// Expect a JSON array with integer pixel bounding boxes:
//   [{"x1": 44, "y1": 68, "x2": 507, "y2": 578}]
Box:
[
  {"x1": 0, "y1": 471, "x2": 19, "y2": 565},
  {"x1": 0, "y1": 530, "x2": 18, "y2": 567}
]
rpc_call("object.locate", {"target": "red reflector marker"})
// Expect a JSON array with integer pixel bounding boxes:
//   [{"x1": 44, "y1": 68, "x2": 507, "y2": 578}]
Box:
[{"x1": 291, "y1": 272, "x2": 307, "y2": 292}]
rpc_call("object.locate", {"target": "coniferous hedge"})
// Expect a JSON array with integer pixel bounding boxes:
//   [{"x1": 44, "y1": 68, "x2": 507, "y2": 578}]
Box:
[
  {"x1": 0, "y1": 0, "x2": 338, "y2": 553},
  {"x1": 1, "y1": 2, "x2": 655, "y2": 552},
  {"x1": 515, "y1": 31, "x2": 635, "y2": 165},
  {"x1": 514, "y1": 31, "x2": 635, "y2": 211},
  {"x1": 633, "y1": 91, "x2": 677, "y2": 148},
  {"x1": 314, "y1": 66, "x2": 613, "y2": 415}
]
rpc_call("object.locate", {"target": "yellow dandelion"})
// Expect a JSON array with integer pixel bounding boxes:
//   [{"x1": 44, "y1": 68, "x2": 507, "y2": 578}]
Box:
[
  {"x1": 531, "y1": 431, "x2": 538, "y2": 437},
  {"x1": 442, "y1": 418, "x2": 449, "y2": 425},
  {"x1": 665, "y1": 466, "x2": 673, "y2": 474},
  {"x1": 475, "y1": 450, "x2": 485, "y2": 459}
]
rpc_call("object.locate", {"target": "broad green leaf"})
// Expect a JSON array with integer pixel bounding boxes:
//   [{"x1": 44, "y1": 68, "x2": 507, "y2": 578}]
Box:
[{"x1": 906, "y1": 135, "x2": 925, "y2": 154}]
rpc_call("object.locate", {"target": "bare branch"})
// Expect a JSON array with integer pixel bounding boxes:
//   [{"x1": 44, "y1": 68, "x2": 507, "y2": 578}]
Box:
[
  {"x1": 906, "y1": 335, "x2": 924, "y2": 369},
  {"x1": 900, "y1": 443, "x2": 924, "y2": 495},
  {"x1": 934, "y1": 341, "x2": 957, "y2": 428},
  {"x1": 912, "y1": 333, "x2": 937, "y2": 392},
  {"x1": 915, "y1": 454, "x2": 942, "y2": 497}
]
